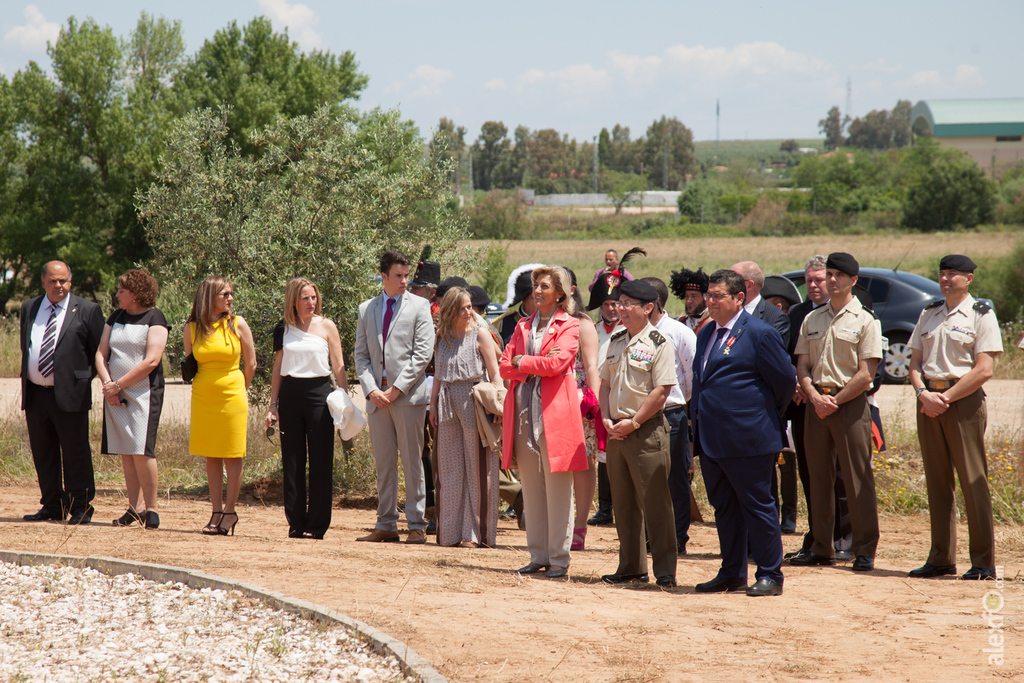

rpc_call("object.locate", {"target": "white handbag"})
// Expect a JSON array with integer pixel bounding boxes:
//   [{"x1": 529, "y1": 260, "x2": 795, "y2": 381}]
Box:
[{"x1": 326, "y1": 388, "x2": 367, "y2": 441}]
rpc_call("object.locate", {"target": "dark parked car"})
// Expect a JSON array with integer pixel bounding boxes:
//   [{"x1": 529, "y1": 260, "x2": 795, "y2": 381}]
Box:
[{"x1": 782, "y1": 268, "x2": 947, "y2": 384}]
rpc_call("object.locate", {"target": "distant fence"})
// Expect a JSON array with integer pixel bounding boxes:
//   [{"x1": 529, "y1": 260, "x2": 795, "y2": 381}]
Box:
[{"x1": 530, "y1": 191, "x2": 681, "y2": 208}]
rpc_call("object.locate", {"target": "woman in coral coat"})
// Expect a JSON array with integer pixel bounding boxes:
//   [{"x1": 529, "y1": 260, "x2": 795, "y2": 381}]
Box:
[{"x1": 501, "y1": 265, "x2": 588, "y2": 579}]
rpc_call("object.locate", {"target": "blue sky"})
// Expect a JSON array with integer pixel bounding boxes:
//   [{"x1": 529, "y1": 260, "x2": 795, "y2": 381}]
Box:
[{"x1": 2, "y1": 1, "x2": 1020, "y2": 143}]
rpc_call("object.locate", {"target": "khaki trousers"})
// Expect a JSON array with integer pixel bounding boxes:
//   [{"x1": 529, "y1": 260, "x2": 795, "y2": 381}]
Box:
[
  {"x1": 607, "y1": 415, "x2": 677, "y2": 578},
  {"x1": 804, "y1": 392, "x2": 879, "y2": 558},
  {"x1": 917, "y1": 388, "x2": 994, "y2": 568},
  {"x1": 514, "y1": 427, "x2": 575, "y2": 569}
]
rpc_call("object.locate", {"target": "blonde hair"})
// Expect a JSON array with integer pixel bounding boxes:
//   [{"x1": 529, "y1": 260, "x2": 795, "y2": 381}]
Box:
[
  {"x1": 283, "y1": 277, "x2": 322, "y2": 327},
  {"x1": 531, "y1": 266, "x2": 575, "y2": 316},
  {"x1": 436, "y1": 287, "x2": 472, "y2": 344},
  {"x1": 187, "y1": 276, "x2": 237, "y2": 341}
]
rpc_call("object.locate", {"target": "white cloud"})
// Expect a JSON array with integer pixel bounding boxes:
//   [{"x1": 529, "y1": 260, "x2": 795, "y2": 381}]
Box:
[
  {"x1": 257, "y1": 0, "x2": 322, "y2": 50},
  {"x1": 3, "y1": 5, "x2": 60, "y2": 52},
  {"x1": 389, "y1": 64, "x2": 453, "y2": 99},
  {"x1": 514, "y1": 63, "x2": 609, "y2": 97},
  {"x1": 663, "y1": 41, "x2": 831, "y2": 79},
  {"x1": 607, "y1": 50, "x2": 663, "y2": 84},
  {"x1": 953, "y1": 64, "x2": 984, "y2": 86},
  {"x1": 483, "y1": 78, "x2": 507, "y2": 92},
  {"x1": 897, "y1": 69, "x2": 944, "y2": 89},
  {"x1": 860, "y1": 58, "x2": 903, "y2": 74}
]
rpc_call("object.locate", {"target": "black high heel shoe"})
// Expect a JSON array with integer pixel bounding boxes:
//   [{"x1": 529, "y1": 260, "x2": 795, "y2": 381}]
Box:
[
  {"x1": 202, "y1": 512, "x2": 224, "y2": 535},
  {"x1": 144, "y1": 511, "x2": 160, "y2": 529},
  {"x1": 218, "y1": 512, "x2": 238, "y2": 536},
  {"x1": 112, "y1": 509, "x2": 143, "y2": 527}
]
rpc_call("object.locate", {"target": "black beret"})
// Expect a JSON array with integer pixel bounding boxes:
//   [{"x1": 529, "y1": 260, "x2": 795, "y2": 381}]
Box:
[
  {"x1": 619, "y1": 279, "x2": 658, "y2": 303},
  {"x1": 938, "y1": 254, "x2": 977, "y2": 273},
  {"x1": 436, "y1": 276, "x2": 469, "y2": 300},
  {"x1": 467, "y1": 285, "x2": 490, "y2": 308},
  {"x1": 826, "y1": 252, "x2": 859, "y2": 276}
]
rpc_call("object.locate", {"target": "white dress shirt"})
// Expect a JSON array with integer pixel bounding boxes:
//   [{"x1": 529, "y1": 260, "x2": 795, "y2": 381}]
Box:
[
  {"x1": 743, "y1": 293, "x2": 762, "y2": 315},
  {"x1": 28, "y1": 296, "x2": 69, "y2": 387},
  {"x1": 702, "y1": 309, "x2": 743, "y2": 372},
  {"x1": 654, "y1": 314, "x2": 697, "y2": 405}
]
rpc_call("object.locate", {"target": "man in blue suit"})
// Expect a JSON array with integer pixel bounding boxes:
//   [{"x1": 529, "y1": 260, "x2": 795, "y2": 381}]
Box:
[{"x1": 692, "y1": 270, "x2": 795, "y2": 596}]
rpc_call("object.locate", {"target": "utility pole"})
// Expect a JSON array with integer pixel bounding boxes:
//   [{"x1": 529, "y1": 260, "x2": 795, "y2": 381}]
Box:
[
  {"x1": 846, "y1": 77, "x2": 853, "y2": 123},
  {"x1": 663, "y1": 139, "x2": 669, "y2": 190},
  {"x1": 593, "y1": 135, "x2": 599, "y2": 193},
  {"x1": 716, "y1": 99, "x2": 720, "y2": 147}
]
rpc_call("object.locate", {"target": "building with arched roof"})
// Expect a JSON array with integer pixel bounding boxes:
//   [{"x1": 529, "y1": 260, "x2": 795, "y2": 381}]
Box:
[{"x1": 911, "y1": 98, "x2": 1024, "y2": 177}]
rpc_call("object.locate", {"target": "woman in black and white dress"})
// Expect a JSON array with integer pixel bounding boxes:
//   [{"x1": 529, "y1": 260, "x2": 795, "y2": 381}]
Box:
[
  {"x1": 96, "y1": 268, "x2": 170, "y2": 529},
  {"x1": 266, "y1": 278, "x2": 348, "y2": 539}
]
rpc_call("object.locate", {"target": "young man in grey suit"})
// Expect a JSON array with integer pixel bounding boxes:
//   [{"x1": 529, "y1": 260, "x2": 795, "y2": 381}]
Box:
[
  {"x1": 21, "y1": 261, "x2": 104, "y2": 524},
  {"x1": 355, "y1": 250, "x2": 436, "y2": 544}
]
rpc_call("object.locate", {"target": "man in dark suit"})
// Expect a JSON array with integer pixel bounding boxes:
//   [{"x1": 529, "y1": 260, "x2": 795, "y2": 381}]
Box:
[
  {"x1": 691, "y1": 269, "x2": 795, "y2": 596},
  {"x1": 21, "y1": 261, "x2": 104, "y2": 524},
  {"x1": 731, "y1": 261, "x2": 790, "y2": 348}
]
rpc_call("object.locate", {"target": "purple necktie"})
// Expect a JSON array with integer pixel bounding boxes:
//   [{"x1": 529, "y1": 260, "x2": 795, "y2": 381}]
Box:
[
  {"x1": 713, "y1": 326, "x2": 729, "y2": 352},
  {"x1": 381, "y1": 297, "x2": 395, "y2": 379}
]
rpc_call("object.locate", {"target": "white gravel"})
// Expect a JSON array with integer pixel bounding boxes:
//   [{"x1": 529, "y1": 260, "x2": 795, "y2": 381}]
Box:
[{"x1": 0, "y1": 561, "x2": 418, "y2": 683}]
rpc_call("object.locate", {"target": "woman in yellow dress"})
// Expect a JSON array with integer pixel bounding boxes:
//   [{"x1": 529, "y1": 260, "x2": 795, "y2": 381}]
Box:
[{"x1": 184, "y1": 276, "x2": 257, "y2": 535}]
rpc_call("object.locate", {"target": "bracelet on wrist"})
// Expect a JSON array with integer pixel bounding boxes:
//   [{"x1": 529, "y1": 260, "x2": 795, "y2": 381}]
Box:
[
  {"x1": 270, "y1": 401, "x2": 279, "y2": 407},
  {"x1": 114, "y1": 381, "x2": 122, "y2": 391}
]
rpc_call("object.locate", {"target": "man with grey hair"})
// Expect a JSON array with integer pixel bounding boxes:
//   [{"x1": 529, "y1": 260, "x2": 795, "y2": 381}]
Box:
[
  {"x1": 730, "y1": 261, "x2": 790, "y2": 348},
  {"x1": 21, "y1": 261, "x2": 104, "y2": 524}
]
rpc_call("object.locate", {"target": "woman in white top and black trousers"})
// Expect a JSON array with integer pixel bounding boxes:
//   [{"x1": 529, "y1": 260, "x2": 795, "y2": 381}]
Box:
[{"x1": 266, "y1": 278, "x2": 348, "y2": 539}]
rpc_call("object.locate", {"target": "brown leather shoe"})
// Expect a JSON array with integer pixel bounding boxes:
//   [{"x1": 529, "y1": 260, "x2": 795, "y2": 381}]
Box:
[
  {"x1": 356, "y1": 529, "x2": 400, "y2": 543},
  {"x1": 405, "y1": 529, "x2": 427, "y2": 544}
]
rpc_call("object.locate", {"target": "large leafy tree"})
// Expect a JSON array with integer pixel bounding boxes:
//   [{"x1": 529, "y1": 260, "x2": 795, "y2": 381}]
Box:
[
  {"x1": 175, "y1": 16, "x2": 368, "y2": 156},
  {"x1": 2, "y1": 14, "x2": 185, "y2": 307},
  {"x1": 139, "y1": 106, "x2": 470, "y2": 396},
  {"x1": 818, "y1": 106, "x2": 846, "y2": 151},
  {"x1": 901, "y1": 138, "x2": 995, "y2": 231},
  {"x1": 641, "y1": 116, "x2": 697, "y2": 190}
]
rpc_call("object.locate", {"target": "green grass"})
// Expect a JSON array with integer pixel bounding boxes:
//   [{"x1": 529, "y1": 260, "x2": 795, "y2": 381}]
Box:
[
  {"x1": 0, "y1": 407, "x2": 381, "y2": 503},
  {"x1": 694, "y1": 138, "x2": 825, "y2": 165}
]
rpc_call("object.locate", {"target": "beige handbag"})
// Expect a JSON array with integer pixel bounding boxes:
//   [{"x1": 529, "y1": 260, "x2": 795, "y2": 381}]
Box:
[{"x1": 472, "y1": 381, "x2": 506, "y2": 451}]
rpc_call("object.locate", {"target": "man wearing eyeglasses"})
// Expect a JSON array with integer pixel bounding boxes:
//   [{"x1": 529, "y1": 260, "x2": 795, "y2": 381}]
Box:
[
  {"x1": 691, "y1": 269, "x2": 794, "y2": 597},
  {"x1": 599, "y1": 280, "x2": 678, "y2": 588}
]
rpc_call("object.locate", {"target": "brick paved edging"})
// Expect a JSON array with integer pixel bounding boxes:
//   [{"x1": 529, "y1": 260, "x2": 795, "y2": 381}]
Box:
[{"x1": 0, "y1": 550, "x2": 447, "y2": 683}]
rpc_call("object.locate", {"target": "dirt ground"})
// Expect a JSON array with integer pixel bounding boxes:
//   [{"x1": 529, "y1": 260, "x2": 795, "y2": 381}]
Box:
[
  {"x1": 1, "y1": 378, "x2": 1023, "y2": 681},
  {"x1": 0, "y1": 486, "x2": 1021, "y2": 682}
]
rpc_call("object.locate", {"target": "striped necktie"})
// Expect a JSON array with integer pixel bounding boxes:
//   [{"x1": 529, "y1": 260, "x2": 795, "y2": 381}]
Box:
[{"x1": 38, "y1": 303, "x2": 59, "y2": 378}]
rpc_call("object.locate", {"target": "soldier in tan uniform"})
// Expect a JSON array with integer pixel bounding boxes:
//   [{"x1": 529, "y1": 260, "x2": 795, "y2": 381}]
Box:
[
  {"x1": 599, "y1": 279, "x2": 678, "y2": 587},
  {"x1": 908, "y1": 255, "x2": 1003, "y2": 581},
  {"x1": 792, "y1": 252, "x2": 883, "y2": 571}
]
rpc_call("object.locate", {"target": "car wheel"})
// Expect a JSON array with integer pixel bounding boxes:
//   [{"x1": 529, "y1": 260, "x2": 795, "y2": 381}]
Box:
[{"x1": 884, "y1": 332, "x2": 912, "y2": 384}]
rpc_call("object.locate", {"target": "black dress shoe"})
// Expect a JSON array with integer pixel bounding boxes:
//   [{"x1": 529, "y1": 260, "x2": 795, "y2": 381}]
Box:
[
  {"x1": 746, "y1": 578, "x2": 783, "y2": 596},
  {"x1": 908, "y1": 563, "x2": 957, "y2": 579},
  {"x1": 780, "y1": 523, "x2": 797, "y2": 534},
  {"x1": 587, "y1": 509, "x2": 613, "y2": 526},
  {"x1": 68, "y1": 507, "x2": 94, "y2": 525},
  {"x1": 24, "y1": 508, "x2": 63, "y2": 522},
  {"x1": 834, "y1": 550, "x2": 854, "y2": 562},
  {"x1": 962, "y1": 566, "x2": 997, "y2": 581},
  {"x1": 784, "y1": 548, "x2": 810, "y2": 560},
  {"x1": 788, "y1": 552, "x2": 834, "y2": 566},
  {"x1": 694, "y1": 576, "x2": 747, "y2": 593},
  {"x1": 425, "y1": 519, "x2": 437, "y2": 535},
  {"x1": 656, "y1": 575, "x2": 677, "y2": 588},
  {"x1": 545, "y1": 566, "x2": 568, "y2": 579},
  {"x1": 601, "y1": 572, "x2": 649, "y2": 584},
  {"x1": 516, "y1": 563, "x2": 548, "y2": 575},
  {"x1": 851, "y1": 555, "x2": 874, "y2": 572}
]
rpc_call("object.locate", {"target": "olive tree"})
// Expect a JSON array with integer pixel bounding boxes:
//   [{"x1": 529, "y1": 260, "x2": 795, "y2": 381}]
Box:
[{"x1": 139, "y1": 105, "x2": 470, "y2": 397}]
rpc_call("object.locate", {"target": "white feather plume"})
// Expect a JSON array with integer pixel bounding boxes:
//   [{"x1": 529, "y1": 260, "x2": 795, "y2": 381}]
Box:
[{"x1": 504, "y1": 263, "x2": 546, "y2": 307}]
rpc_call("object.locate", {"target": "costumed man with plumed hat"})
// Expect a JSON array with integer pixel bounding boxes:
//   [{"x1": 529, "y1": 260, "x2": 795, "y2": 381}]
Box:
[{"x1": 671, "y1": 267, "x2": 712, "y2": 335}]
